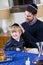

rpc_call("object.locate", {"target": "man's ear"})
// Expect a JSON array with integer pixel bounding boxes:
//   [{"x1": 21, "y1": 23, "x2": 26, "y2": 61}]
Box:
[{"x1": 34, "y1": 14, "x2": 37, "y2": 16}]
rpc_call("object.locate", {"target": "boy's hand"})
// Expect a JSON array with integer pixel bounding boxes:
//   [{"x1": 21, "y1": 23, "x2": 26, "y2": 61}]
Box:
[{"x1": 16, "y1": 48, "x2": 20, "y2": 51}]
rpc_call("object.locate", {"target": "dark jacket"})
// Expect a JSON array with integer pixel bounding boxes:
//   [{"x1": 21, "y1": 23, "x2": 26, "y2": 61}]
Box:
[
  {"x1": 21, "y1": 19, "x2": 43, "y2": 48},
  {"x1": 3, "y1": 36, "x2": 24, "y2": 51}
]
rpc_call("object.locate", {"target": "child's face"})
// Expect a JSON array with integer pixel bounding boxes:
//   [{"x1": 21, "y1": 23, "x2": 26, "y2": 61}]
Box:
[{"x1": 10, "y1": 30, "x2": 21, "y2": 40}]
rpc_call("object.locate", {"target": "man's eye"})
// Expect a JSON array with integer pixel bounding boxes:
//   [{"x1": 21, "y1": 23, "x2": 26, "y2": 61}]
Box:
[{"x1": 27, "y1": 15, "x2": 31, "y2": 17}]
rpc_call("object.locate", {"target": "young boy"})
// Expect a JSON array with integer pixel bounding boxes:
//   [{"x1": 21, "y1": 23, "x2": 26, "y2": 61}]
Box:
[{"x1": 3, "y1": 23, "x2": 24, "y2": 51}]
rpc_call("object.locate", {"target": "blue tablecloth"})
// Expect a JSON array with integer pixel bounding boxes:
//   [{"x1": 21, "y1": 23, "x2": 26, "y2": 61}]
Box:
[{"x1": 0, "y1": 51, "x2": 43, "y2": 65}]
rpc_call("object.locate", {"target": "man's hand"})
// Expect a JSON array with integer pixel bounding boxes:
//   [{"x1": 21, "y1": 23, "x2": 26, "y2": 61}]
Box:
[
  {"x1": 24, "y1": 47, "x2": 29, "y2": 52},
  {"x1": 19, "y1": 25, "x2": 25, "y2": 33}
]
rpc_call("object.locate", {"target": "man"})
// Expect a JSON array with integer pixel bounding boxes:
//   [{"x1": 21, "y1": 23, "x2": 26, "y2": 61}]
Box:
[{"x1": 21, "y1": 3, "x2": 43, "y2": 52}]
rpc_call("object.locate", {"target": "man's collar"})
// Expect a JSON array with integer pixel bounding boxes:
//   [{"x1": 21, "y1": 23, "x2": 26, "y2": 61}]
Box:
[{"x1": 29, "y1": 18, "x2": 37, "y2": 25}]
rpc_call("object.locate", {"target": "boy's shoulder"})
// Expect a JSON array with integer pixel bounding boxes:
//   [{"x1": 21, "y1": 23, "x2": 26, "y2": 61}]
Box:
[{"x1": 5, "y1": 37, "x2": 12, "y2": 45}]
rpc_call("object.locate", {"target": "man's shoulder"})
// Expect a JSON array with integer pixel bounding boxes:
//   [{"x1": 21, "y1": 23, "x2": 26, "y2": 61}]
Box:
[
  {"x1": 36, "y1": 19, "x2": 43, "y2": 25},
  {"x1": 37, "y1": 19, "x2": 43, "y2": 23},
  {"x1": 21, "y1": 22, "x2": 28, "y2": 27},
  {"x1": 21, "y1": 22, "x2": 26, "y2": 25},
  {"x1": 37, "y1": 19, "x2": 43, "y2": 28}
]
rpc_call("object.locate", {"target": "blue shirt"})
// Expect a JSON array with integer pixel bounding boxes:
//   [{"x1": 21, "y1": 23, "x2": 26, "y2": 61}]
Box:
[
  {"x1": 3, "y1": 36, "x2": 24, "y2": 51},
  {"x1": 21, "y1": 19, "x2": 43, "y2": 48}
]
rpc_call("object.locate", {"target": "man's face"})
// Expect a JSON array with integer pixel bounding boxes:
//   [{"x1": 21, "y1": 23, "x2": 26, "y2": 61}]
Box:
[{"x1": 25, "y1": 11, "x2": 35, "y2": 23}]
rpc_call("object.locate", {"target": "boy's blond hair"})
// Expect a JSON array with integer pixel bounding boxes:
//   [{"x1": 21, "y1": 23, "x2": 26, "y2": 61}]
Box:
[{"x1": 9, "y1": 23, "x2": 23, "y2": 34}]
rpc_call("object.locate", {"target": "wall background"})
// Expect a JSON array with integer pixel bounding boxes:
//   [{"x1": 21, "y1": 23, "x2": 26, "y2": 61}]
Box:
[{"x1": 0, "y1": 0, "x2": 9, "y2": 9}]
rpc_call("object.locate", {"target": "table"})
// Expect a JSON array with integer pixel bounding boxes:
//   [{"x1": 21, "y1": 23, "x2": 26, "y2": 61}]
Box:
[{"x1": 0, "y1": 51, "x2": 43, "y2": 65}]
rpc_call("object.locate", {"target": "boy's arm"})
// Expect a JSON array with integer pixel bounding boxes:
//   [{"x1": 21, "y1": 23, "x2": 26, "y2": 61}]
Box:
[{"x1": 3, "y1": 39, "x2": 11, "y2": 51}]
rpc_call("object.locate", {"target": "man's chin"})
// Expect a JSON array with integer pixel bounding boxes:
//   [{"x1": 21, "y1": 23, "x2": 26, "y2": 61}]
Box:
[
  {"x1": 26, "y1": 20, "x2": 32, "y2": 23},
  {"x1": 26, "y1": 20, "x2": 29, "y2": 23}
]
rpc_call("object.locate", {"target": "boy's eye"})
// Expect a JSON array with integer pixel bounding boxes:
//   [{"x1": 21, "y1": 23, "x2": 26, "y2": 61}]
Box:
[{"x1": 12, "y1": 31, "x2": 16, "y2": 33}]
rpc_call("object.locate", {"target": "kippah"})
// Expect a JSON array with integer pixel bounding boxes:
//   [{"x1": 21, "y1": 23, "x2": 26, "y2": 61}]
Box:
[
  {"x1": 9, "y1": 23, "x2": 19, "y2": 27},
  {"x1": 28, "y1": 3, "x2": 38, "y2": 11},
  {"x1": 26, "y1": 3, "x2": 38, "y2": 14}
]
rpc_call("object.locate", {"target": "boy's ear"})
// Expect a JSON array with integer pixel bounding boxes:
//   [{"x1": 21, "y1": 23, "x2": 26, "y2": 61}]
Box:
[{"x1": 19, "y1": 32, "x2": 22, "y2": 36}]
